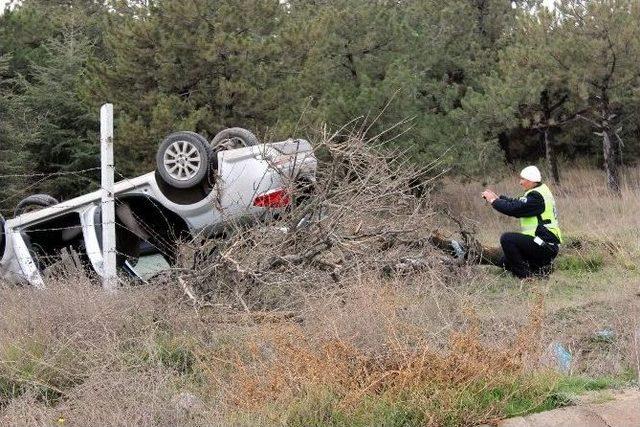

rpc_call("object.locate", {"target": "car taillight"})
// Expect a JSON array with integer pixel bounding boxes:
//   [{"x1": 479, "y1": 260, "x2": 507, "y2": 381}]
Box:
[{"x1": 253, "y1": 188, "x2": 290, "y2": 208}]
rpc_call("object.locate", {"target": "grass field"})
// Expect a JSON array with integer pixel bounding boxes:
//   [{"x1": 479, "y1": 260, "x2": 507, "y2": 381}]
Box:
[
  {"x1": 0, "y1": 166, "x2": 638, "y2": 426},
  {"x1": 439, "y1": 166, "x2": 640, "y2": 377}
]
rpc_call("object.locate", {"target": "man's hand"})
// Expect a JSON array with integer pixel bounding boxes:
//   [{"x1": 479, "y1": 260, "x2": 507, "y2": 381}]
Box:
[{"x1": 482, "y1": 189, "x2": 498, "y2": 204}]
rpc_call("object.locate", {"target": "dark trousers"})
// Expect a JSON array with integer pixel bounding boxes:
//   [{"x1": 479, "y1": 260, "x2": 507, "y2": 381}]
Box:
[{"x1": 499, "y1": 232, "x2": 559, "y2": 279}]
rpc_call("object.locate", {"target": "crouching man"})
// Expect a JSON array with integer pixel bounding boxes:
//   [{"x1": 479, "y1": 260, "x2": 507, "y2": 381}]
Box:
[{"x1": 481, "y1": 166, "x2": 562, "y2": 279}]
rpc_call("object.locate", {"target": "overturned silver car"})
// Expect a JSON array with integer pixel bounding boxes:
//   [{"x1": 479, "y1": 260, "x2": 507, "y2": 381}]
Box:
[{"x1": 0, "y1": 128, "x2": 317, "y2": 287}]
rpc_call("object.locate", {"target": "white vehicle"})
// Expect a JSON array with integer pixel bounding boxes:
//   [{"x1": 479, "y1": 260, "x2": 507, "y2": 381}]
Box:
[{"x1": 0, "y1": 128, "x2": 317, "y2": 287}]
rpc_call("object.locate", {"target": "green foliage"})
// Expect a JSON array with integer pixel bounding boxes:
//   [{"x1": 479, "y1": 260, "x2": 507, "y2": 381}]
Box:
[
  {"x1": 154, "y1": 334, "x2": 196, "y2": 375},
  {"x1": 286, "y1": 390, "x2": 426, "y2": 427},
  {"x1": 10, "y1": 30, "x2": 99, "y2": 199},
  {"x1": 554, "y1": 253, "x2": 605, "y2": 274},
  {"x1": 120, "y1": 331, "x2": 196, "y2": 376},
  {"x1": 0, "y1": 340, "x2": 81, "y2": 405},
  {"x1": 0, "y1": 0, "x2": 108, "y2": 211},
  {"x1": 280, "y1": 373, "x2": 630, "y2": 426},
  {"x1": 89, "y1": 0, "x2": 288, "y2": 175},
  {"x1": 0, "y1": 53, "x2": 31, "y2": 205},
  {"x1": 555, "y1": 374, "x2": 629, "y2": 393},
  {"x1": 0, "y1": 0, "x2": 639, "y2": 204},
  {"x1": 0, "y1": 1, "x2": 57, "y2": 77}
]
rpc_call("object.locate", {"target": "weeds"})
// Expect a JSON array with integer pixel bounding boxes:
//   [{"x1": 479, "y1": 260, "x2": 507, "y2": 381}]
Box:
[
  {"x1": 190, "y1": 289, "x2": 566, "y2": 426},
  {"x1": 0, "y1": 262, "x2": 636, "y2": 425},
  {"x1": 554, "y1": 253, "x2": 604, "y2": 274},
  {"x1": 0, "y1": 136, "x2": 639, "y2": 425}
]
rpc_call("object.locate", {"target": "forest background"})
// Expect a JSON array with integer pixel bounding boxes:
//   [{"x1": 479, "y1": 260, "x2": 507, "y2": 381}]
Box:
[{"x1": 1, "y1": 0, "x2": 640, "y2": 209}]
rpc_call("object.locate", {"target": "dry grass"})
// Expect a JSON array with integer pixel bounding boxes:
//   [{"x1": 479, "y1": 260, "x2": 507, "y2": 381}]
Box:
[
  {"x1": 438, "y1": 165, "x2": 640, "y2": 379},
  {"x1": 0, "y1": 146, "x2": 639, "y2": 425},
  {"x1": 193, "y1": 276, "x2": 559, "y2": 426},
  {"x1": 438, "y1": 165, "x2": 640, "y2": 252},
  {"x1": 0, "y1": 279, "x2": 179, "y2": 425},
  {"x1": 0, "y1": 275, "x2": 540, "y2": 426}
]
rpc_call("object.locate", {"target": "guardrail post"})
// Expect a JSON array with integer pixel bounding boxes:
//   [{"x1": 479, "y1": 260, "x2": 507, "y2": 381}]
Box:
[{"x1": 100, "y1": 103, "x2": 117, "y2": 291}]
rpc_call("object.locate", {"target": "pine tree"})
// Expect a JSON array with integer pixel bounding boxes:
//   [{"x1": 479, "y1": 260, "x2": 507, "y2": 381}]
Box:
[
  {"x1": 0, "y1": 0, "x2": 109, "y2": 207},
  {"x1": 551, "y1": 0, "x2": 640, "y2": 193},
  {"x1": 11, "y1": 28, "x2": 99, "y2": 198},
  {"x1": 462, "y1": 5, "x2": 576, "y2": 184},
  {"x1": 0, "y1": 54, "x2": 31, "y2": 212},
  {"x1": 90, "y1": 0, "x2": 287, "y2": 176}
]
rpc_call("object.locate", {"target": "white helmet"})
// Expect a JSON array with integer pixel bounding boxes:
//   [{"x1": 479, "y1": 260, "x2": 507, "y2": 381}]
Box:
[{"x1": 520, "y1": 165, "x2": 542, "y2": 183}]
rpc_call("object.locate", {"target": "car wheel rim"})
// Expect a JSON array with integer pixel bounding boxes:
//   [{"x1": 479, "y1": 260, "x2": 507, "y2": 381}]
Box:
[{"x1": 163, "y1": 140, "x2": 202, "y2": 181}]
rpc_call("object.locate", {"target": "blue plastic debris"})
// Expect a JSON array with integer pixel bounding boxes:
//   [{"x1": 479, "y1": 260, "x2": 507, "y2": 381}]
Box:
[{"x1": 553, "y1": 342, "x2": 572, "y2": 373}]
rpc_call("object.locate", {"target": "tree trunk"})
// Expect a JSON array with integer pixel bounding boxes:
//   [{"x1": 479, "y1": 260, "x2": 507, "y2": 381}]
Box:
[
  {"x1": 613, "y1": 131, "x2": 623, "y2": 166},
  {"x1": 600, "y1": 87, "x2": 621, "y2": 195},
  {"x1": 498, "y1": 132, "x2": 513, "y2": 164},
  {"x1": 602, "y1": 129, "x2": 621, "y2": 195},
  {"x1": 543, "y1": 129, "x2": 560, "y2": 185}
]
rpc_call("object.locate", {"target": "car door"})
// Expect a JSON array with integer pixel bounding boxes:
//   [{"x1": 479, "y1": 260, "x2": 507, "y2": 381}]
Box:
[
  {"x1": 81, "y1": 204, "x2": 105, "y2": 277},
  {"x1": 12, "y1": 230, "x2": 44, "y2": 288}
]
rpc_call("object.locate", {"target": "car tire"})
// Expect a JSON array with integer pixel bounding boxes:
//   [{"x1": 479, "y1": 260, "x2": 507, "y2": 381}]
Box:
[
  {"x1": 210, "y1": 127, "x2": 260, "y2": 150},
  {"x1": 14, "y1": 194, "x2": 59, "y2": 217},
  {"x1": 156, "y1": 131, "x2": 211, "y2": 189}
]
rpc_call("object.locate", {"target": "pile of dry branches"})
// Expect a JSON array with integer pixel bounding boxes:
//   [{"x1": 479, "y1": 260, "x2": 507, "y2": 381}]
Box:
[{"x1": 173, "y1": 124, "x2": 465, "y2": 311}]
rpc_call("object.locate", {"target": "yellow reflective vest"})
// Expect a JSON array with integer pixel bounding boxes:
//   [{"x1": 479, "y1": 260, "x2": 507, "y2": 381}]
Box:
[{"x1": 520, "y1": 184, "x2": 562, "y2": 243}]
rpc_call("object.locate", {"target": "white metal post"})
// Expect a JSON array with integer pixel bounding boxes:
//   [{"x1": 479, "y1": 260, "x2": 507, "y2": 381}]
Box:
[{"x1": 100, "y1": 103, "x2": 117, "y2": 291}]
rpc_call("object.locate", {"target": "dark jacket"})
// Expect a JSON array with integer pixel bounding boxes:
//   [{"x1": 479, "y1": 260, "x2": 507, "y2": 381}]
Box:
[{"x1": 491, "y1": 185, "x2": 560, "y2": 244}]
